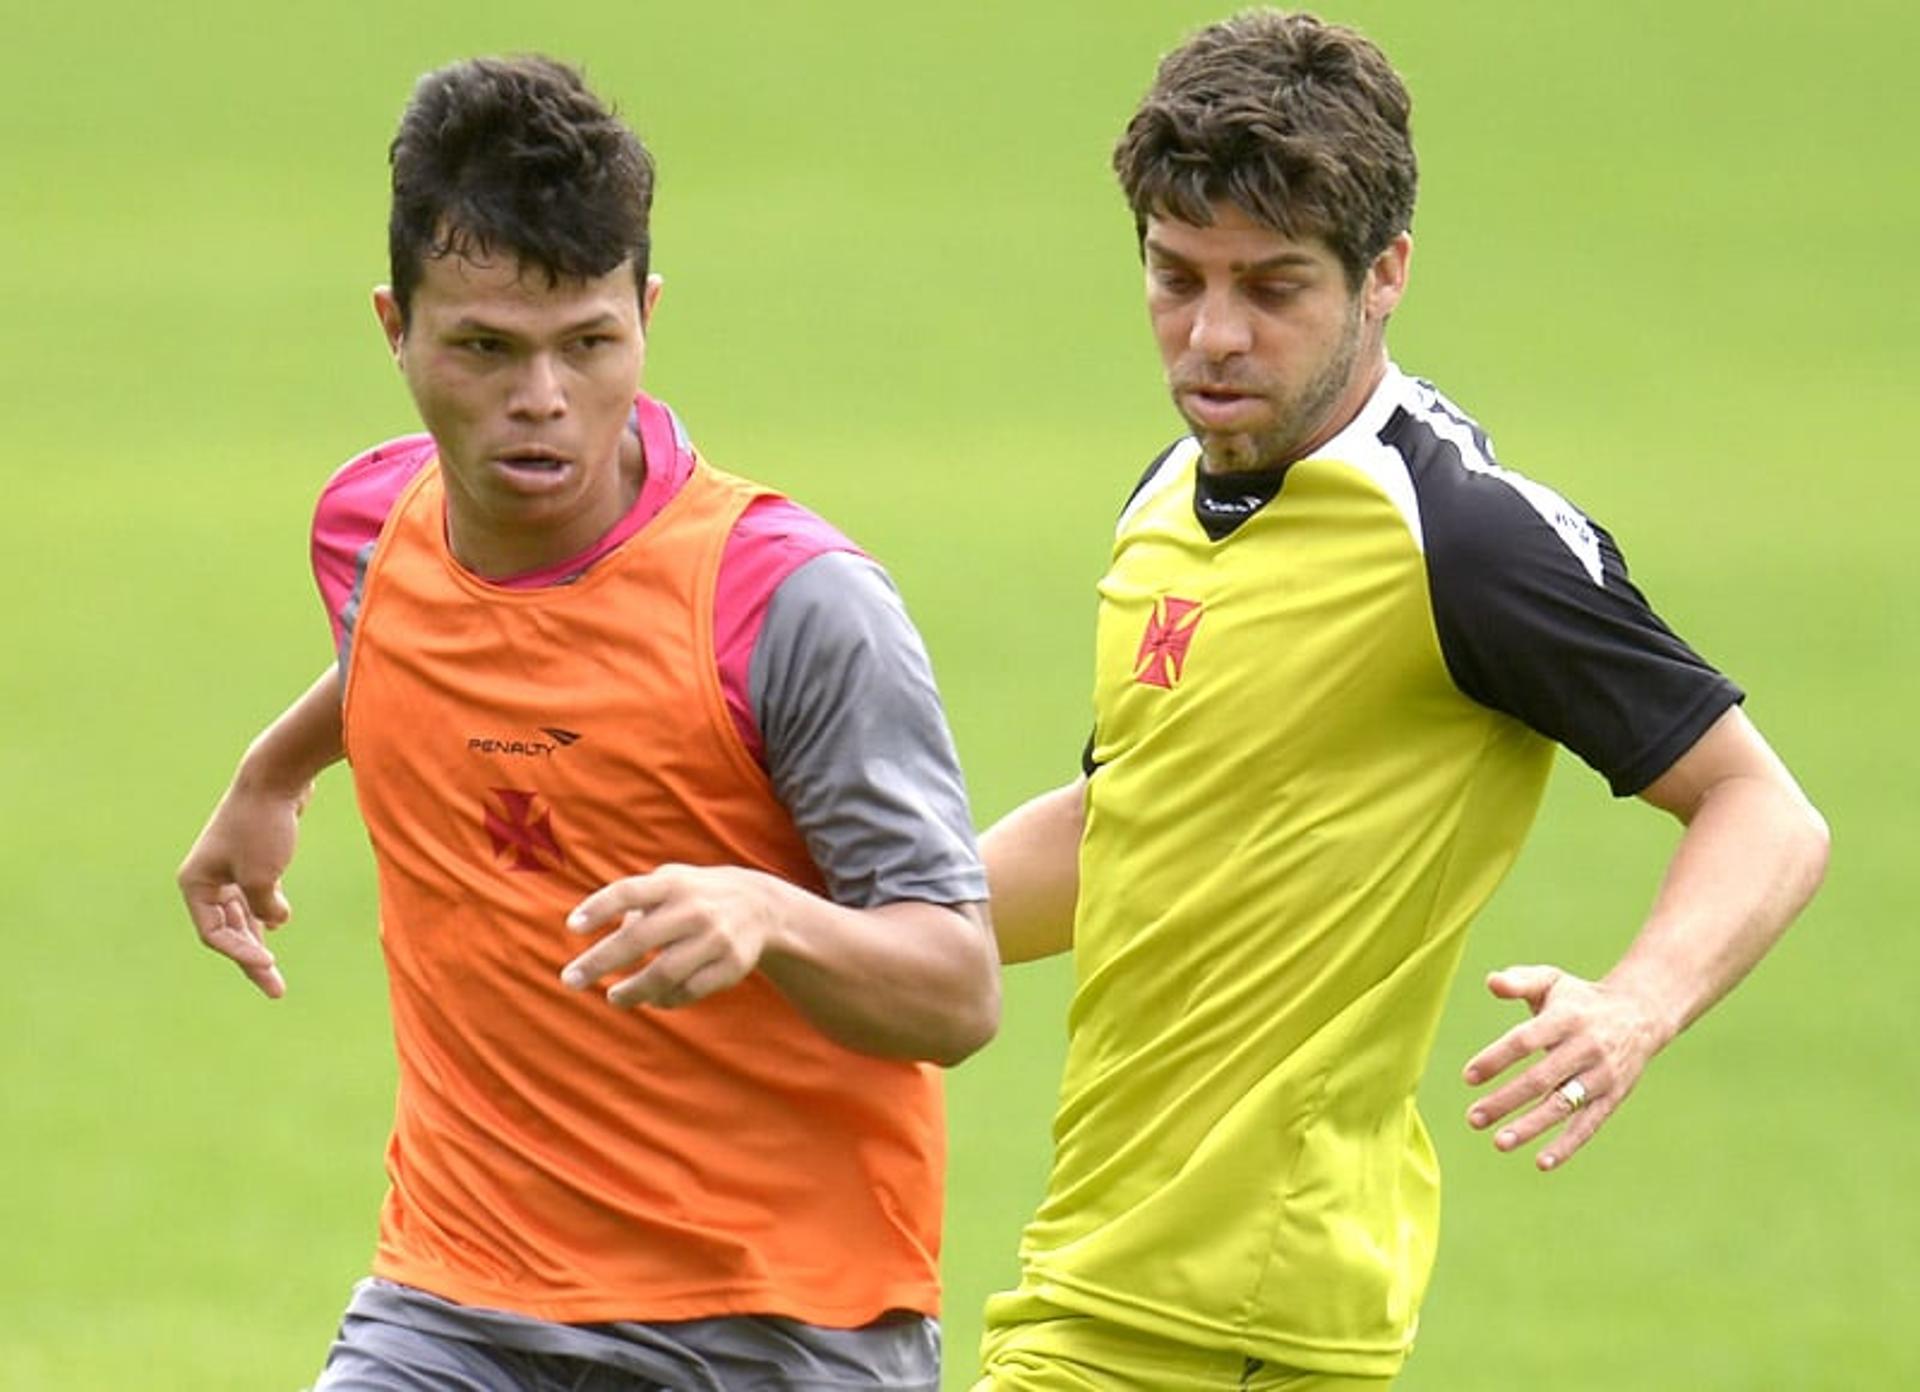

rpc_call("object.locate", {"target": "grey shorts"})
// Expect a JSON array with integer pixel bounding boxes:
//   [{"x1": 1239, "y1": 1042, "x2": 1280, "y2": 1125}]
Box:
[{"x1": 312, "y1": 1278, "x2": 941, "y2": 1391}]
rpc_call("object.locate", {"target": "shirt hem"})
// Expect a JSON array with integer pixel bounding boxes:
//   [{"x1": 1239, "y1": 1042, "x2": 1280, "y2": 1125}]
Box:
[
  {"x1": 1605, "y1": 682, "x2": 1744, "y2": 797},
  {"x1": 370, "y1": 1258, "x2": 941, "y2": 1329},
  {"x1": 1021, "y1": 1271, "x2": 1413, "y2": 1379}
]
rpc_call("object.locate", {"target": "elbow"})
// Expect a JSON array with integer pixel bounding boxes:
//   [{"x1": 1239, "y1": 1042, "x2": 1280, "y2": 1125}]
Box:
[
  {"x1": 1763, "y1": 789, "x2": 1831, "y2": 932},
  {"x1": 926, "y1": 950, "x2": 1002, "y2": 1068},
  {"x1": 1726, "y1": 771, "x2": 1832, "y2": 915},
  {"x1": 1798, "y1": 799, "x2": 1833, "y2": 897}
]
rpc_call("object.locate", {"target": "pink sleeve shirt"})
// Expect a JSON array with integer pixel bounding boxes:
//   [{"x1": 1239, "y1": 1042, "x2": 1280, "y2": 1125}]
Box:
[{"x1": 310, "y1": 393, "x2": 859, "y2": 765}]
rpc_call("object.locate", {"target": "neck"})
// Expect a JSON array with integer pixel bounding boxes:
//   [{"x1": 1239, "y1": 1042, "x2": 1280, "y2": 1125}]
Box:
[{"x1": 1293, "y1": 351, "x2": 1389, "y2": 460}]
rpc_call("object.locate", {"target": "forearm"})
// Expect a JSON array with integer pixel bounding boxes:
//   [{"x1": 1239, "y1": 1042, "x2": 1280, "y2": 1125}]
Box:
[
  {"x1": 1604, "y1": 771, "x2": 1829, "y2": 1045},
  {"x1": 982, "y1": 778, "x2": 1086, "y2": 963},
  {"x1": 231, "y1": 667, "x2": 347, "y2": 798},
  {"x1": 1465, "y1": 709, "x2": 1828, "y2": 1170},
  {"x1": 759, "y1": 886, "x2": 1000, "y2": 1066},
  {"x1": 182, "y1": 666, "x2": 345, "y2": 997}
]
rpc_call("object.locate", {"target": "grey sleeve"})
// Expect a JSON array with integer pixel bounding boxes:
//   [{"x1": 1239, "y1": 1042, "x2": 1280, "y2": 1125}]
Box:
[{"x1": 750, "y1": 552, "x2": 988, "y2": 910}]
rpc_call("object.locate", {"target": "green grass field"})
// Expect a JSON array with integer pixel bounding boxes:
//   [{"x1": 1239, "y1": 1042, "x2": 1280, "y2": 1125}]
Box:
[{"x1": 3, "y1": 2, "x2": 1914, "y2": 1386}]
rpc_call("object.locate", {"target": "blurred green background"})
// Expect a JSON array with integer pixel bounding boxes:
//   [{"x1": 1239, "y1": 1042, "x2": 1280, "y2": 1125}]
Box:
[{"x1": 2, "y1": 1, "x2": 1912, "y2": 1387}]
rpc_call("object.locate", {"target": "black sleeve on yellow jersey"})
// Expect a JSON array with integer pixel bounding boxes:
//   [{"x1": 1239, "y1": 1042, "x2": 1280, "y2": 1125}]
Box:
[{"x1": 1384, "y1": 408, "x2": 1743, "y2": 796}]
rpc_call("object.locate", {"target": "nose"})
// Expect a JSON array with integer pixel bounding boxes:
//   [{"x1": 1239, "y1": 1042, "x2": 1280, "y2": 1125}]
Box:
[
  {"x1": 508, "y1": 352, "x2": 567, "y2": 419},
  {"x1": 1188, "y1": 290, "x2": 1253, "y2": 361}
]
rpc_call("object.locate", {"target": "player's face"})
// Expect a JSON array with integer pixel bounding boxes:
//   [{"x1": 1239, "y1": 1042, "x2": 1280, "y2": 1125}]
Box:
[
  {"x1": 374, "y1": 253, "x2": 659, "y2": 578},
  {"x1": 1145, "y1": 203, "x2": 1409, "y2": 474}
]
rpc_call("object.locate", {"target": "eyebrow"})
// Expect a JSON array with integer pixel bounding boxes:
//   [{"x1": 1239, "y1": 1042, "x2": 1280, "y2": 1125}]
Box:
[
  {"x1": 446, "y1": 312, "x2": 625, "y2": 337},
  {"x1": 1144, "y1": 239, "x2": 1323, "y2": 275}
]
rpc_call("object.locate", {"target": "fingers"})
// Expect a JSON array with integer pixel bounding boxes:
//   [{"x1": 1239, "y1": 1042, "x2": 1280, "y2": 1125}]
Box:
[
  {"x1": 562, "y1": 905, "x2": 754, "y2": 1009},
  {"x1": 1496, "y1": 1074, "x2": 1612, "y2": 1172},
  {"x1": 1462, "y1": 1020, "x2": 1538, "y2": 1089},
  {"x1": 1534, "y1": 1090, "x2": 1610, "y2": 1171},
  {"x1": 1484, "y1": 963, "x2": 1561, "y2": 1009},
  {"x1": 604, "y1": 942, "x2": 747, "y2": 1010},
  {"x1": 560, "y1": 866, "x2": 766, "y2": 1010},
  {"x1": 1469, "y1": 1044, "x2": 1606, "y2": 1140},
  {"x1": 217, "y1": 897, "x2": 288, "y2": 998},
  {"x1": 566, "y1": 871, "x2": 674, "y2": 936},
  {"x1": 187, "y1": 889, "x2": 287, "y2": 999},
  {"x1": 1462, "y1": 965, "x2": 1571, "y2": 1083},
  {"x1": 177, "y1": 786, "x2": 307, "y2": 996},
  {"x1": 1471, "y1": 1064, "x2": 1611, "y2": 1170},
  {"x1": 1463, "y1": 1010, "x2": 1566, "y2": 1089},
  {"x1": 558, "y1": 876, "x2": 668, "y2": 991},
  {"x1": 1463, "y1": 965, "x2": 1655, "y2": 1173},
  {"x1": 241, "y1": 957, "x2": 289, "y2": 999},
  {"x1": 244, "y1": 882, "x2": 293, "y2": 929},
  {"x1": 1465, "y1": 963, "x2": 1586, "y2": 1157},
  {"x1": 560, "y1": 908, "x2": 665, "y2": 991}
]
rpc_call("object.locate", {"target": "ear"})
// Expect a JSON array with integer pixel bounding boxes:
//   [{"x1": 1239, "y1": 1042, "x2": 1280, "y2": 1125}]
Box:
[
  {"x1": 372, "y1": 286, "x2": 406, "y2": 362},
  {"x1": 1365, "y1": 233, "x2": 1412, "y2": 321},
  {"x1": 640, "y1": 274, "x2": 664, "y2": 332}
]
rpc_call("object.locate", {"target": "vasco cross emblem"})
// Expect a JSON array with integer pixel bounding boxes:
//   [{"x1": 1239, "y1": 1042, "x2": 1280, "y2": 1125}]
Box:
[
  {"x1": 1133, "y1": 596, "x2": 1204, "y2": 688},
  {"x1": 484, "y1": 787, "x2": 564, "y2": 873}
]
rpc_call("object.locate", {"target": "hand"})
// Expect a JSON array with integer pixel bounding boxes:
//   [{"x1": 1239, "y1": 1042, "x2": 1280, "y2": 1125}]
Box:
[
  {"x1": 1462, "y1": 964, "x2": 1666, "y2": 1172},
  {"x1": 176, "y1": 781, "x2": 311, "y2": 999},
  {"x1": 561, "y1": 864, "x2": 783, "y2": 1010}
]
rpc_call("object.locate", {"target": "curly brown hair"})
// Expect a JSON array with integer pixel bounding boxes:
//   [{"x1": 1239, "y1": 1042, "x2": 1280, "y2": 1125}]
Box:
[
  {"x1": 387, "y1": 56, "x2": 655, "y2": 322},
  {"x1": 1113, "y1": 10, "x2": 1417, "y2": 287}
]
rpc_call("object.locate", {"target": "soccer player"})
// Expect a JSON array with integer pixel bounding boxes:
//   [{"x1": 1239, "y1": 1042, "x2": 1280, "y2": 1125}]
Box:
[
  {"x1": 975, "y1": 11, "x2": 1828, "y2": 1388},
  {"x1": 176, "y1": 56, "x2": 998, "y2": 1391}
]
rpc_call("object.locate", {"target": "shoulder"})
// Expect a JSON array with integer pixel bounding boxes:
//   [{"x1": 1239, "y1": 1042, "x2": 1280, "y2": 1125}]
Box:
[
  {"x1": 744, "y1": 550, "x2": 980, "y2": 910},
  {"x1": 1364, "y1": 372, "x2": 1620, "y2": 651},
  {"x1": 764, "y1": 550, "x2": 906, "y2": 638},
  {"x1": 709, "y1": 489, "x2": 875, "y2": 760},
  {"x1": 1370, "y1": 376, "x2": 1741, "y2": 794},
  {"x1": 1372, "y1": 374, "x2": 1604, "y2": 583},
  {"x1": 729, "y1": 491, "x2": 865, "y2": 563},
  {"x1": 751, "y1": 552, "x2": 918, "y2": 701},
  {"x1": 715, "y1": 491, "x2": 867, "y2": 627},
  {"x1": 313, "y1": 433, "x2": 437, "y2": 550},
  {"x1": 749, "y1": 546, "x2": 929, "y2": 729},
  {"x1": 311, "y1": 433, "x2": 437, "y2": 648}
]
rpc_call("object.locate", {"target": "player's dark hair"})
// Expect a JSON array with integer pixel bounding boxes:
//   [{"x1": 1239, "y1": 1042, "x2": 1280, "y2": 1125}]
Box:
[
  {"x1": 1114, "y1": 9, "x2": 1416, "y2": 287},
  {"x1": 387, "y1": 55, "x2": 654, "y2": 322}
]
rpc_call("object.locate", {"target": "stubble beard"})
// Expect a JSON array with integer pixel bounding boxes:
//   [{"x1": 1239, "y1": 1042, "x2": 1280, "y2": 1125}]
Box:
[{"x1": 1187, "y1": 302, "x2": 1368, "y2": 476}]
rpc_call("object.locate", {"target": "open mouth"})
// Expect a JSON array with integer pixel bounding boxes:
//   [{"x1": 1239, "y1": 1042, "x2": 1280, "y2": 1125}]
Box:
[
  {"x1": 495, "y1": 449, "x2": 571, "y2": 474},
  {"x1": 1181, "y1": 388, "x2": 1264, "y2": 428},
  {"x1": 490, "y1": 450, "x2": 575, "y2": 493}
]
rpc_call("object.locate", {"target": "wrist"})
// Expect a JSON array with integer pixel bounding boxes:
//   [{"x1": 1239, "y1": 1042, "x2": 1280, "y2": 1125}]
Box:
[
  {"x1": 1600, "y1": 962, "x2": 1689, "y2": 1053},
  {"x1": 748, "y1": 870, "x2": 811, "y2": 966},
  {"x1": 232, "y1": 740, "x2": 319, "y2": 804}
]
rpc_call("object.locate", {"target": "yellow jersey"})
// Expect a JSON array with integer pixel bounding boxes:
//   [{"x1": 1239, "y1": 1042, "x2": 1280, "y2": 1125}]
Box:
[{"x1": 1005, "y1": 366, "x2": 1739, "y2": 1375}]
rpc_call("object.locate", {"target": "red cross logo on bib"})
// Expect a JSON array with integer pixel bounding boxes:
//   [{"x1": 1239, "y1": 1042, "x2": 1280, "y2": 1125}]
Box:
[{"x1": 484, "y1": 787, "x2": 565, "y2": 873}]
